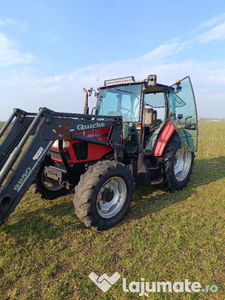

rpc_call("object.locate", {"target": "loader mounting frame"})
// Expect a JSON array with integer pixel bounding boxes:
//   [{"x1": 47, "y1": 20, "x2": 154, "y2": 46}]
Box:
[{"x1": 0, "y1": 107, "x2": 123, "y2": 225}]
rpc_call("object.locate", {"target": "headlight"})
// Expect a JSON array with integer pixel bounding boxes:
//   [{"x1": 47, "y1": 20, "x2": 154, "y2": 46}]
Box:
[
  {"x1": 52, "y1": 140, "x2": 69, "y2": 148},
  {"x1": 52, "y1": 140, "x2": 59, "y2": 148},
  {"x1": 63, "y1": 141, "x2": 70, "y2": 148}
]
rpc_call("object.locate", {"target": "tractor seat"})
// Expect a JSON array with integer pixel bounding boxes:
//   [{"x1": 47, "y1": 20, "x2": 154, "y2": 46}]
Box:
[{"x1": 144, "y1": 108, "x2": 157, "y2": 134}]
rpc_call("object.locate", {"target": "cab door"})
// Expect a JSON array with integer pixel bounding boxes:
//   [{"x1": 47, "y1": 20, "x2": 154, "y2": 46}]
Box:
[{"x1": 168, "y1": 76, "x2": 198, "y2": 151}]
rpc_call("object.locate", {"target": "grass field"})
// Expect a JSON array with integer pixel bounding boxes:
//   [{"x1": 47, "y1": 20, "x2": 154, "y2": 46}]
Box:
[{"x1": 0, "y1": 121, "x2": 224, "y2": 299}]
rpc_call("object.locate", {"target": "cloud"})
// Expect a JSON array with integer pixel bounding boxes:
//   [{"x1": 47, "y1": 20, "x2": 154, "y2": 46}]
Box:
[
  {"x1": 193, "y1": 13, "x2": 225, "y2": 44},
  {"x1": 1, "y1": 56, "x2": 225, "y2": 119},
  {"x1": 1, "y1": 13, "x2": 225, "y2": 119},
  {"x1": 137, "y1": 41, "x2": 188, "y2": 63},
  {"x1": 0, "y1": 33, "x2": 35, "y2": 66},
  {"x1": 197, "y1": 21, "x2": 225, "y2": 43},
  {"x1": 0, "y1": 18, "x2": 28, "y2": 32},
  {"x1": 199, "y1": 12, "x2": 225, "y2": 30}
]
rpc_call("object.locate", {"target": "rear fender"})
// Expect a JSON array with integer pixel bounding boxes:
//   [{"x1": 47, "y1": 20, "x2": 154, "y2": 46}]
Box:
[{"x1": 153, "y1": 121, "x2": 175, "y2": 156}]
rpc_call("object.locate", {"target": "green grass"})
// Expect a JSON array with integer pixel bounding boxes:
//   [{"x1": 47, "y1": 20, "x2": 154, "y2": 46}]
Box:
[{"x1": 0, "y1": 121, "x2": 225, "y2": 299}]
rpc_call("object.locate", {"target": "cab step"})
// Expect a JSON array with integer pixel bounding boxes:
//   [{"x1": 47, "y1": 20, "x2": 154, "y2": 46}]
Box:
[
  {"x1": 148, "y1": 165, "x2": 159, "y2": 170},
  {"x1": 150, "y1": 178, "x2": 163, "y2": 185}
]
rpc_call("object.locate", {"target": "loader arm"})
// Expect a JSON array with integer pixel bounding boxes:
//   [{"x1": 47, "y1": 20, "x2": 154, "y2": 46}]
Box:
[
  {"x1": 0, "y1": 109, "x2": 37, "y2": 171},
  {"x1": 0, "y1": 107, "x2": 123, "y2": 225}
]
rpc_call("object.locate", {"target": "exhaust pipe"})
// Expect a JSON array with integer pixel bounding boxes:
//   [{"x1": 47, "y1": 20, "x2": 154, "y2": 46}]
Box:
[{"x1": 83, "y1": 88, "x2": 89, "y2": 115}]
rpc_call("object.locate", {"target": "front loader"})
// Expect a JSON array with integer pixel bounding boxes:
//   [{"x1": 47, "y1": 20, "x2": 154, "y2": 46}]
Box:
[{"x1": 0, "y1": 74, "x2": 198, "y2": 230}]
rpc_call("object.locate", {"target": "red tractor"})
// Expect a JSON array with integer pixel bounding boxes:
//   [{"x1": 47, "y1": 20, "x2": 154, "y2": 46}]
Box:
[{"x1": 0, "y1": 75, "x2": 198, "y2": 230}]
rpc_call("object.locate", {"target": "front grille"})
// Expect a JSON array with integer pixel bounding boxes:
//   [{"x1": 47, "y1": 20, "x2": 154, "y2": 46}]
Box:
[{"x1": 73, "y1": 142, "x2": 88, "y2": 160}]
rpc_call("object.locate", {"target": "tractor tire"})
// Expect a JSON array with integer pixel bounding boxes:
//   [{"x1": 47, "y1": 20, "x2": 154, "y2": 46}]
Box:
[
  {"x1": 73, "y1": 160, "x2": 134, "y2": 230},
  {"x1": 30, "y1": 156, "x2": 68, "y2": 200},
  {"x1": 161, "y1": 134, "x2": 194, "y2": 192}
]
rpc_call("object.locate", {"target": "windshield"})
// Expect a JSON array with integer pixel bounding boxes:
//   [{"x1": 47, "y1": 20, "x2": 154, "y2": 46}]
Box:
[{"x1": 96, "y1": 84, "x2": 141, "y2": 122}]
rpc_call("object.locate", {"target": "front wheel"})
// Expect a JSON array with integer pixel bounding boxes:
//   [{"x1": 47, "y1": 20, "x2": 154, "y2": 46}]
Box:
[
  {"x1": 161, "y1": 134, "x2": 194, "y2": 192},
  {"x1": 30, "y1": 156, "x2": 68, "y2": 200},
  {"x1": 74, "y1": 160, "x2": 134, "y2": 230}
]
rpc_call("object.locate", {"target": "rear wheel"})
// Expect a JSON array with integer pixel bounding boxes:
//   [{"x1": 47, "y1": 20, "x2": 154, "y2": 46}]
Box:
[
  {"x1": 161, "y1": 134, "x2": 194, "y2": 192},
  {"x1": 74, "y1": 160, "x2": 134, "y2": 230},
  {"x1": 30, "y1": 156, "x2": 68, "y2": 200}
]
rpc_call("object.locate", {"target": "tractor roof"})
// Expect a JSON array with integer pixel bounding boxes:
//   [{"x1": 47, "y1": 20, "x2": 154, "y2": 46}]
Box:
[{"x1": 99, "y1": 75, "x2": 170, "y2": 93}]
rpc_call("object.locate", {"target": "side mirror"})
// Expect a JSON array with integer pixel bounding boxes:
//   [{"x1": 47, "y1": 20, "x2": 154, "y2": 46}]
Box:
[
  {"x1": 88, "y1": 87, "x2": 98, "y2": 97},
  {"x1": 88, "y1": 87, "x2": 94, "y2": 97}
]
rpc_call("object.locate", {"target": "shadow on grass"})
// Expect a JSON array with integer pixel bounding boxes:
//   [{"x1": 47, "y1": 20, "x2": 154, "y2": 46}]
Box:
[
  {"x1": 125, "y1": 156, "x2": 225, "y2": 222},
  {"x1": 0, "y1": 197, "x2": 84, "y2": 240},
  {"x1": 1, "y1": 156, "x2": 225, "y2": 238}
]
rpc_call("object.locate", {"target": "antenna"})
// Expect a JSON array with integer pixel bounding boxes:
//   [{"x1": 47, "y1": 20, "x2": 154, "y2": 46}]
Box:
[{"x1": 97, "y1": 69, "x2": 99, "y2": 88}]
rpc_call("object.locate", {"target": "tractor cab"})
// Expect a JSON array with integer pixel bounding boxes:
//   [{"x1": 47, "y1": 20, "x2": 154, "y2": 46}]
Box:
[{"x1": 96, "y1": 75, "x2": 198, "y2": 157}]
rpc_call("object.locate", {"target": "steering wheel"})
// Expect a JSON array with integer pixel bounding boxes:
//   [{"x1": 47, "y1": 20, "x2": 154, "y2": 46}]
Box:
[{"x1": 121, "y1": 107, "x2": 131, "y2": 115}]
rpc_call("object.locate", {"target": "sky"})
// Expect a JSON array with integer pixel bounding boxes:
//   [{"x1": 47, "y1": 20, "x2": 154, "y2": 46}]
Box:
[{"x1": 0, "y1": 0, "x2": 225, "y2": 120}]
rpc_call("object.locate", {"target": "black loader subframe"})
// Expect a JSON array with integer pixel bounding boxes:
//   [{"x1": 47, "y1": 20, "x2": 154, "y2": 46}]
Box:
[{"x1": 0, "y1": 107, "x2": 123, "y2": 225}]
